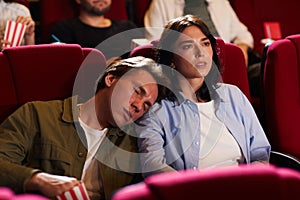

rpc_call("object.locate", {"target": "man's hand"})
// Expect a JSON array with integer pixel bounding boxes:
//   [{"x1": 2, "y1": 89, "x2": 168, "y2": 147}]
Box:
[{"x1": 25, "y1": 172, "x2": 80, "y2": 198}]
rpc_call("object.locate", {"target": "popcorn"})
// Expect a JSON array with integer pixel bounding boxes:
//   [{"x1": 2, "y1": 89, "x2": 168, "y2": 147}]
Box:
[
  {"x1": 3, "y1": 20, "x2": 26, "y2": 48},
  {"x1": 56, "y1": 183, "x2": 90, "y2": 200}
]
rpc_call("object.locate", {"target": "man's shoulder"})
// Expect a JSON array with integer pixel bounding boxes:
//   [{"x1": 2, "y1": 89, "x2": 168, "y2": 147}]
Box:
[{"x1": 22, "y1": 98, "x2": 67, "y2": 110}]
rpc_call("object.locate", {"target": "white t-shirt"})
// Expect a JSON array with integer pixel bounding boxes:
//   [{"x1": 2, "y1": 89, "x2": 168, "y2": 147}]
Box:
[
  {"x1": 196, "y1": 100, "x2": 242, "y2": 169},
  {"x1": 79, "y1": 117, "x2": 107, "y2": 199}
]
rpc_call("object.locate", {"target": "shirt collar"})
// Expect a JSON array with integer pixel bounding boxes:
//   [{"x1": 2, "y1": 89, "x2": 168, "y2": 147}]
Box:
[
  {"x1": 62, "y1": 96, "x2": 78, "y2": 123},
  {"x1": 173, "y1": 83, "x2": 225, "y2": 105}
]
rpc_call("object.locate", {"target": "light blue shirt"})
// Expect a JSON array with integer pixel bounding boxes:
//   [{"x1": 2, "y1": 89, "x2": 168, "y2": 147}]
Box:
[{"x1": 136, "y1": 83, "x2": 270, "y2": 176}]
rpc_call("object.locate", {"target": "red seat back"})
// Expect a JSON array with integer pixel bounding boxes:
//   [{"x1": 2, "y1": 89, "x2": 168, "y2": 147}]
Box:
[
  {"x1": 112, "y1": 165, "x2": 300, "y2": 200},
  {"x1": 0, "y1": 187, "x2": 47, "y2": 200},
  {"x1": 131, "y1": 0, "x2": 152, "y2": 27},
  {"x1": 1, "y1": 44, "x2": 106, "y2": 123},
  {"x1": 263, "y1": 34, "x2": 300, "y2": 160},
  {"x1": 3, "y1": 44, "x2": 84, "y2": 104},
  {"x1": 229, "y1": 0, "x2": 300, "y2": 54},
  {"x1": 0, "y1": 52, "x2": 17, "y2": 123},
  {"x1": 216, "y1": 38, "x2": 250, "y2": 99}
]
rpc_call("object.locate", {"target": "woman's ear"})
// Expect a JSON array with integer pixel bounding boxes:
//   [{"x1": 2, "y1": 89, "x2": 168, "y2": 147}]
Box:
[{"x1": 104, "y1": 73, "x2": 118, "y2": 87}]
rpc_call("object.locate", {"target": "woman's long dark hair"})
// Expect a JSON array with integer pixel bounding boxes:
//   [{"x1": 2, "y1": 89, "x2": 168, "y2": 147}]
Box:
[{"x1": 157, "y1": 14, "x2": 222, "y2": 101}]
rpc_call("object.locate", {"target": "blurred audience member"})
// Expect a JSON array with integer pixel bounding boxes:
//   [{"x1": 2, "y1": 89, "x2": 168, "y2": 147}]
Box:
[
  {"x1": 49, "y1": 0, "x2": 143, "y2": 58},
  {"x1": 0, "y1": 0, "x2": 35, "y2": 50}
]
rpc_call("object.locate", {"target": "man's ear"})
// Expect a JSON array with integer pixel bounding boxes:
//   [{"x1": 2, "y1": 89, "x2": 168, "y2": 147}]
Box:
[{"x1": 105, "y1": 74, "x2": 118, "y2": 87}]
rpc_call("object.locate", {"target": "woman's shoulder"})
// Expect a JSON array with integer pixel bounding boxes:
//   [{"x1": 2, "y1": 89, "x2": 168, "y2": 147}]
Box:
[
  {"x1": 216, "y1": 83, "x2": 247, "y2": 99},
  {"x1": 217, "y1": 83, "x2": 242, "y2": 92}
]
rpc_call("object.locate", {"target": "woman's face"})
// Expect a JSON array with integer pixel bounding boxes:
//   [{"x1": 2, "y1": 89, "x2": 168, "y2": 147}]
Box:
[{"x1": 173, "y1": 25, "x2": 213, "y2": 79}]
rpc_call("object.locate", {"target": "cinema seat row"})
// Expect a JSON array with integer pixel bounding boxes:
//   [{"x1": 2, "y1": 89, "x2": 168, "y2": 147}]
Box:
[
  {"x1": 262, "y1": 34, "x2": 300, "y2": 161},
  {"x1": 112, "y1": 164, "x2": 300, "y2": 200},
  {"x1": 0, "y1": 44, "x2": 106, "y2": 123}
]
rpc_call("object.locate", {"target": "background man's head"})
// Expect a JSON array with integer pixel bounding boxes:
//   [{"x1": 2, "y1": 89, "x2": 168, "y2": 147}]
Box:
[{"x1": 75, "y1": 0, "x2": 111, "y2": 16}]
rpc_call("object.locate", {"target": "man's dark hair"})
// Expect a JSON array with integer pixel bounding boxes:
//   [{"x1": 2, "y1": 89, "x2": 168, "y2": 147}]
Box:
[{"x1": 95, "y1": 56, "x2": 170, "y2": 102}]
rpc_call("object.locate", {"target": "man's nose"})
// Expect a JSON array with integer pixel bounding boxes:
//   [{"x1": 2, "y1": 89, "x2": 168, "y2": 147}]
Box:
[
  {"x1": 129, "y1": 96, "x2": 145, "y2": 119},
  {"x1": 131, "y1": 98, "x2": 143, "y2": 114}
]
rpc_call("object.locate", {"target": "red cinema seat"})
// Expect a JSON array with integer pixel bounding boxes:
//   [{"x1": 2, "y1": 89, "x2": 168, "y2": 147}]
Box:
[
  {"x1": 1, "y1": 44, "x2": 106, "y2": 123},
  {"x1": 0, "y1": 187, "x2": 47, "y2": 200},
  {"x1": 0, "y1": 52, "x2": 17, "y2": 123},
  {"x1": 229, "y1": 0, "x2": 300, "y2": 54},
  {"x1": 104, "y1": 0, "x2": 128, "y2": 20},
  {"x1": 112, "y1": 165, "x2": 300, "y2": 200},
  {"x1": 131, "y1": 0, "x2": 152, "y2": 27},
  {"x1": 3, "y1": 44, "x2": 85, "y2": 104},
  {"x1": 262, "y1": 34, "x2": 300, "y2": 160},
  {"x1": 216, "y1": 38, "x2": 251, "y2": 100}
]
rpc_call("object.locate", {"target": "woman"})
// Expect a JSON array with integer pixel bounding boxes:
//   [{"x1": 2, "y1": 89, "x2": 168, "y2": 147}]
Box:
[{"x1": 136, "y1": 15, "x2": 270, "y2": 177}]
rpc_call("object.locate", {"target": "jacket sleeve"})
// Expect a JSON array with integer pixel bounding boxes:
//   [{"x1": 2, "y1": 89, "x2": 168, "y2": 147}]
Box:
[{"x1": 0, "y1": 103, "x2": 40, "y2": 193}]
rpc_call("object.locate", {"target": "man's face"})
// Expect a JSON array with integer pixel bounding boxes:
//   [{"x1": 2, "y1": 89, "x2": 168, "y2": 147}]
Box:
[
  {"x1": 104, "y1": 69, "x2": 158, "y2": 127},
  {"x1": 79, "y1": 0, "x2": 111, "y2": 16}
]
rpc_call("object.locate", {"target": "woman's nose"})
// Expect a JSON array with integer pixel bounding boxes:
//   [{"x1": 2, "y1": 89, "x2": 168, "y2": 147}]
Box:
[{"x1": 195, "y1": 45, "x2": 204, "y2": 57}]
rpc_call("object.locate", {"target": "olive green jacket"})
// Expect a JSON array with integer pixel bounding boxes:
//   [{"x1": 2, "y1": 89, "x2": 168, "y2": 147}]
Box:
[{"x1": 0, "y1": 96, "x2": 141, "y2": 199}]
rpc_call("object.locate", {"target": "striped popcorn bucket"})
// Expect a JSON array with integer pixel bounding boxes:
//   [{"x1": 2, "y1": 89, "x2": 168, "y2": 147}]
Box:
[
  {"x1": 56, "y1": 183, "x2": 90, "y2": 200},
  {"x1": 3, "y1": 20, "x2": 26, "y2": 48}
]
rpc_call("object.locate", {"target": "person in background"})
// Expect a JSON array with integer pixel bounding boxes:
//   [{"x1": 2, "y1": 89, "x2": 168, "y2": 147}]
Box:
[
  {"x1": 144, "y1": 0, "x2": 252, "y2": 64},
  {"x1": 49, "y1": 0, "x2": 143, "y2": 58},
  {"x1": 0, "y1": 56, "x2": 169, "y2": 200},
  {"x1": 136, "y1": 15, "x2": 270, "y2": 177},
  {"x1": 0, "y1": 0, "x2": 35, "y2": 50},
  {"x1": 144, "y1": 0, "x2": 261, "y2": 96}
]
